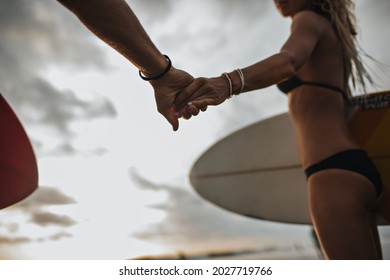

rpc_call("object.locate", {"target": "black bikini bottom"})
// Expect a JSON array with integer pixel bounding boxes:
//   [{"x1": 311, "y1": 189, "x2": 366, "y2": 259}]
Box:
[{"x1": 305, "y1": 149, "x2": 383, "y2": 197}]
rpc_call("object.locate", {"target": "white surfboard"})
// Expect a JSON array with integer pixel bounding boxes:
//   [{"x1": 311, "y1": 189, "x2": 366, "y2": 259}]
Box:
[{"x1": 190, "y1": 91, "x2": 390, "y2": 225}]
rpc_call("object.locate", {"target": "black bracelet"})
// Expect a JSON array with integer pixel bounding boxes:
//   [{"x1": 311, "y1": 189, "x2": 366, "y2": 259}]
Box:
[{"x1": 139, "y1": 55, "x2": 172, "y2": 81}]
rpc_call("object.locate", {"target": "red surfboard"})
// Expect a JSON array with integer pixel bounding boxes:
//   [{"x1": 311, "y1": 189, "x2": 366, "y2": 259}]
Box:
[{"x1": 0, "y1": 94, "x2": 38, "y2": 209}]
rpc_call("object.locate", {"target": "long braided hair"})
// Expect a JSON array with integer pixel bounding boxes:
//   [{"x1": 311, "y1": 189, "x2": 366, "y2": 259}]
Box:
[{"x1": 312, "y1": 0, "x2": 372, "y2": 95}]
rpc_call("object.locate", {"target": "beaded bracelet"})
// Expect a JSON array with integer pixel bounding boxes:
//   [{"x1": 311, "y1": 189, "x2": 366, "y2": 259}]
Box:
[{"x1": 139, "y1": 55, "x2": 172, "y2": 81}]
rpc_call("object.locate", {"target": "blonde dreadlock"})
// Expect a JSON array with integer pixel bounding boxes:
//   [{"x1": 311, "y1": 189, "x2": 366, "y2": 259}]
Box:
[{"x1": 312, "y1": 0, "x2": 372, "y2": 94}]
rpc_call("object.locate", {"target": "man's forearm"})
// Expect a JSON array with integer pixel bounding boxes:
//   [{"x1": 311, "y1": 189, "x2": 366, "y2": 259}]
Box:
[{"x1": 57, "y1": 0, "x2": 167, "y2": 76}]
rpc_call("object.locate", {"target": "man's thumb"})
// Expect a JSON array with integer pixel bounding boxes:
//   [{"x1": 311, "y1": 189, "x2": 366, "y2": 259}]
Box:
[{"x1": 167, "y1": 107, "x2": 179, "y2": 131}]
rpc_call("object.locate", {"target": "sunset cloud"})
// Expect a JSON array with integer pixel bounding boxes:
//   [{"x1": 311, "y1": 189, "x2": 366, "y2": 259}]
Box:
[
  {"x1": 30, "y1": 211, "x2": 76, "y2": 227},
  {"x1": 17, "y1": 186, "x2": 76, "y2": 210}
]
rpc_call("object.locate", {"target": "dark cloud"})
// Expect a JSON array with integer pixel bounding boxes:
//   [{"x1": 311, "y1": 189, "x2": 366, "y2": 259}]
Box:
[
  {"x1": 0, "y1": 0, "x2": 116, "y2": 150},
  {"x1": 130, "y1": 168, "x2": 161, "y2": 192},
  {"x1": 0, "y1": 0, "x2": 108, "y2": 70},
  {"x1": 40, "y1": 231, "x2": 73, "y2": 242},
  {"x1": 129, "y1": 171, "x2": 301, "y2": 246},
  {"x1": 0, "y1": 231, "x2": 72, "y2": 246},
  {"x1": 49, "y1": 231, "x2": 72, "y2": 241},
  {"x1": 16, "y1": 186, "x2": 76, "y2": 209},
  {"x1": 11, "y1": 186, "x2": 77, "y2": 227},
  {"x1": 0, "y1": 186, "x2": 76, "y2": 248},
  {"x1": 130, "y1": 0, "x2": 173, "y2": 24},
  {"x1": 215, "y1": 0, "x2": 272, "y2": 19},
  {"x1": 25, "y1": 78, "x2": 115, "y2": 129},
  {"x1": 0, "y1": 236, "x2": 31, "y2": 245},
  {"x1": 30, "y1": 211, "x2": 76, "y2": 227}
]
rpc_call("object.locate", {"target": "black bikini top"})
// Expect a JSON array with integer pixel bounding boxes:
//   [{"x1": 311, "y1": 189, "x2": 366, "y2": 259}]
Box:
[{"x1": 277, "y1": 76, "x2": 350, "y2": 104}]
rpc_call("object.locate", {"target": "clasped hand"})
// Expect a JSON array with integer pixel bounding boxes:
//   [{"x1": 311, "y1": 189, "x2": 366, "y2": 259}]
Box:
[{"x1": 151, "y1": 69, "x2": 231, "y2": 131}]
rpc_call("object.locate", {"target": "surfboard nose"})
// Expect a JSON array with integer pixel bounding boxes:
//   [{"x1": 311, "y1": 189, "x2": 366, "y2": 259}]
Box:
[{"x1": 0, "y1": 94, "x2": 38, "y2": 209}]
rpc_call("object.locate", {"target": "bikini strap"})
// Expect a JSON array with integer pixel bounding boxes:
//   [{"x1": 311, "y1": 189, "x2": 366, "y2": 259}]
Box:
[{"x1": 300, "y1": 79, "x2": 352, "y2": 105}]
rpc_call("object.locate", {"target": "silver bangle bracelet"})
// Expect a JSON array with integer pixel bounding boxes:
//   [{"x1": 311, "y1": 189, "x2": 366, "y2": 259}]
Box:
[
  {"x1": 235, "y1": 68, "x2": 245, "y2": 94},
  {"x1": 222, "y1": 72, "x2": 234, "y2": 99}
]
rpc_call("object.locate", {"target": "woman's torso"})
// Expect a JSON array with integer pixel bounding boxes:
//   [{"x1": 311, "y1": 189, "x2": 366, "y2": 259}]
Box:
[{"x1": 286, "y1": 13, "x2": 360, "y2": 168}]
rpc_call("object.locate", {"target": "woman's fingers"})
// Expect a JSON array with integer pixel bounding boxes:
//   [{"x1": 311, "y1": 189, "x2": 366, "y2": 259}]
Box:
[
  {"x1": 187, "y1": 103, "x2": 200, "y2": 116},
  {"x1": 181, "y1": 110, "x2": 192, "y2": 120},
  {"x1": 174, "y1": 78, "x2": 205, "y2": 109},
  {"x1": 174, "y1": 76, "x2": 226, "y2": 120},
  {"x1": 191, "y1": 98, "x2": 218, "y2": 109}
]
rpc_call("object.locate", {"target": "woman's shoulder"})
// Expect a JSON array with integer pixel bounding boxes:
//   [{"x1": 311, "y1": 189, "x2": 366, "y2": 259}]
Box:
[
  {"x1": 293, "y1": 10, "x2": 330, "y2": 25},
  {"x1": 291, "y1": 10, "x2": 332, "y2": 32}
]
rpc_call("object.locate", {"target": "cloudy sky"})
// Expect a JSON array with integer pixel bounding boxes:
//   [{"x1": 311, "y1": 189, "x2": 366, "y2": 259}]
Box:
[{"x1": 1, "y1": 0, "x2": 390, "y2": 259}]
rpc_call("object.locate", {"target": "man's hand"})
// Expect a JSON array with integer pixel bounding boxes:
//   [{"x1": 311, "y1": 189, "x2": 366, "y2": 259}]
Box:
[{"x1": 149, "y1": 67, "x2": 194, "y2": 131}]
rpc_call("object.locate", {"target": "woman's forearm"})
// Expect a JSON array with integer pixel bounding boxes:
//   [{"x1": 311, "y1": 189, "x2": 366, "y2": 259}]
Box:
[{"x1": 228, "y1": 51, "x2": 297, "y2": 95}]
